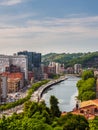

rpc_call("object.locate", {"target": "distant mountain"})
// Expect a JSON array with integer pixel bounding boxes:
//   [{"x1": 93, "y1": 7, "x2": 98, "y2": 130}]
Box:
[{"x1": 42, "y1": 52, "x2": 98, "y2": 68}]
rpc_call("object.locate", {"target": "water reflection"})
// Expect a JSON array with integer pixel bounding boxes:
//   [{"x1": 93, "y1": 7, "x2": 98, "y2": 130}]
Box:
[{"x1": 42, "y1": 76, "x2": 80, "y2": 112}]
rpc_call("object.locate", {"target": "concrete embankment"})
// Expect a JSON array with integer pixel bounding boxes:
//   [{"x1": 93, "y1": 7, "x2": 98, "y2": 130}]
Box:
[{"x1": 30, "y1": 76, "x2": 68, "y2": 102}]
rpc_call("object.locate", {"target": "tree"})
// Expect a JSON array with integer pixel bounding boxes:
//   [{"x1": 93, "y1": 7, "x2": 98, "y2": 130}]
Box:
[
  {"x1": 63, "y1": 114, "x2": 89, "y2": 130},
  {"x1": 82, "y1": 70, "x2": 94, "y2": 80},
  {"x1": 50, "y1": 95, "x2": 61, "y2": 118},
  {"x1": 89, "y1": 117, "x2": 98, "y2": 130},
  {"x1": 81, "y1": 91, "x2": 96, "y2": 101}
]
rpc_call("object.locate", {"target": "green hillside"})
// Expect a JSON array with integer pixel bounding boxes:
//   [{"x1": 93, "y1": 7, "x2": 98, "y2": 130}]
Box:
[{"x1": 42, "y1": 52, "x2": 98, "y2": 68}]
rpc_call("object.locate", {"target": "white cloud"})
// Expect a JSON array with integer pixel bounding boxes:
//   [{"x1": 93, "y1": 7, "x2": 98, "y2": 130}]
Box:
[
  {"x1": 28, "y1": 16, "x2": 98, "y2": 27},
  {"x1": 0, "y1": 0, "x2": 24, "y2": 6},
  {"x1": 0, "y1": 15, "x2": 98, "y2": 39}
]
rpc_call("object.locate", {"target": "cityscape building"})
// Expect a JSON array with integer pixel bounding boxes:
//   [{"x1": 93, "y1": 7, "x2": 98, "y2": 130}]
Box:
[
  {"x1": 17, "y1": 51, "x2": 42, "y2": 80},
  {"x1": 0, "y1": 76, "x2": 7, "y2": 103},
  {"x1": 74, "y1": 64, "x2": 82, "y2": 74},
  {"x1": 48, "y1": 62, "x2": 65, "y2": 75},
  {"x1": 0, "y1": 54, "x2": 28, "y2": 80},
  {"x1": 1, "y1": 72, "x2": 24, "y2": 93},
  {"x1": 17, "y1": 51, "x2": 41, "y2": 70}
]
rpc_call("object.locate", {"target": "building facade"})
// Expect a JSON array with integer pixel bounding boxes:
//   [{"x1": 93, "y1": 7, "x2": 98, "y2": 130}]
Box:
[
  {"x1": 0, "y1": 76, "x2": 7, "y2": 103},
  {"x1": 48, "y1": 62, "x2": 65, "y2": 75},
  {"x1": 74, "y1": 64, "x2": 82, "y2": 74},
  {"x1": 18, "y1": 51, "x2": 42, "y2": 80},
  {"x1": 17, "y1": 51, "x2": 41, "y2": 70},
  {"x1": 10, "y1": 55, "x2": 28, "y2": 80},
  {"x1": 2, "y1": 72, "x2": 24, "y2": 93},
  {"x1": 0, "y1": 55, "x2": 10, "y2": 73},
  {"x1": 0, "y1": 54, "x2": 28, "y2": 80}
]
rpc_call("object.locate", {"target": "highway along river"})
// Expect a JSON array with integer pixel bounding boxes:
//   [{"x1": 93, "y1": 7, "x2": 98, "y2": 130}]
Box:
[{"x1": 42, "y1": 76, "x2": 80, "y2": 112}]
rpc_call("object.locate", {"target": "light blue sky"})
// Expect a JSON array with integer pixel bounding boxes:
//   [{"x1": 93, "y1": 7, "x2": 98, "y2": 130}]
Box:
[{"x1": 0, "y1": 0, "x2": 98, "y2": 55}]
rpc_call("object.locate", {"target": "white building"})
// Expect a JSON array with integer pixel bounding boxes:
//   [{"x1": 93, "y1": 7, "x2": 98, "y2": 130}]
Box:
[
  {"x1": 10, "y1": 55, "x2": 28, "y2": 80},
  {"x1": 55, "y1": 63, "x2": 62, "y2": 74},
  {"x1": 0, "y1": 55, "x2": 28, "y2": 80},
  {"x1": 74, "y1": 64, "x2": 82, "y2": 74},
  {"x1": 0, "y1": 55, "x2": 10, "y2": 72}
]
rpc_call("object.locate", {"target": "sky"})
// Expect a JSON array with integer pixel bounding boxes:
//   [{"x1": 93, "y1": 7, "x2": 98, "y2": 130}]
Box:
[{"x1": 0, "y1": 0, "x2": 98, "y2": 55}]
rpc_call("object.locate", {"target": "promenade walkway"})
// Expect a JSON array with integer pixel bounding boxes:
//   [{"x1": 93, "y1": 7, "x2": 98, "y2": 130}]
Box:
[{"x1": 30, "y1": 76, "x2": 67, "y2": 102}]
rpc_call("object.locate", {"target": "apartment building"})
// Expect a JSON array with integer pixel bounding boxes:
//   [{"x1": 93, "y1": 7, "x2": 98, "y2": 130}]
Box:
[
  {"x1": 2, "y1": 72, "x2": 24, "y2": 93},
  {"x1": 0, "y1": 54, "x2": 28, "y2": 80},
  {"x1": 74, "y1": 64, "x2": 82, "y2": 74},
  {"x1": 48, "y1": 62, "x2": 65, "y2": 75},
  {"x1": 10, "y1": 55, "x2": 28, "y2": 80}
]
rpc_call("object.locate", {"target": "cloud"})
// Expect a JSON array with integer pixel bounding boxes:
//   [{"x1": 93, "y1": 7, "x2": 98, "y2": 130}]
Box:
[
  {"x1": 0, "y1": 15, "x2": 98, "y2": 39},
  {"x1": 26, "y1": 15, "x2": 98, "y2": 36},
  {"x1": 28, "y1": 15, "x2": 98, "y2": 27},
  {"x1": 0, "y1": 0, "x2": 25, "y2": 6}
]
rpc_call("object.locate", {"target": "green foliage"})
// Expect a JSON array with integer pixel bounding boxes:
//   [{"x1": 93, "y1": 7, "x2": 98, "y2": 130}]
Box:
[
  {"x1": 0, "y1": 101, "x2": 53, "y2": 130},
  {"x1": 42, "y1": 51, "x2": 98, "y2": 68},
  {"x1": 82, "y1": 70, "x2": 94, "y2": 80},
  {"x1": 77, "y1": 70, "x2": 96, "y2": 101},
  {"x1": 53, "y1": 127, "x2": 63, "y2": 130},
  {"x1": 89, "y1": 117, "x2": 98, "y2": 130},
  {"x1": 42, "y1": 53, "x2": 84, "y2": 66},
  {"x1": 0, "y1": 97, "x2": 89, "y2": 130},
  {"x1": 48, "y1": 74, "x2": 60, "y2": 79},
  {"x1": 57, "y1": 113, "x2": 89, "y2": 130},
  {"x1": 81, "y1": 91, "x2": 96, "y2": 101},
  {"x1": 50, "y1": 95, "x2": 61, "y2": 118}
]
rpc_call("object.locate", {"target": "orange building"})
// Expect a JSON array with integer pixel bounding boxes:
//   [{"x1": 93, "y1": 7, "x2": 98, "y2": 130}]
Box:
[
  {"x1": 1, "y1": 72, "x2": 24, "y2": 93},
  {"x1": 7, "y1": 78, "x2": 21, "y2": 93},
  {"x1": 62, "y1": 99, "x2": 98, "y2": 120},
  {"x1": 73, "y1": 99, "x2": 98, "y2": 119}
]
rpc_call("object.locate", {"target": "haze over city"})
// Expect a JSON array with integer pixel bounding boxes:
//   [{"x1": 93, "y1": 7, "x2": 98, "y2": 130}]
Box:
[{"x1": 0, "y1": 0, "x2": 98, "y2": 55}]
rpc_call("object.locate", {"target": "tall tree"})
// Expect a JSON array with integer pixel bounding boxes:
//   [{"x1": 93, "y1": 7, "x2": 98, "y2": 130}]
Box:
[{"x1": 50, "y1": 95, "x2": 61, "y2": 118}]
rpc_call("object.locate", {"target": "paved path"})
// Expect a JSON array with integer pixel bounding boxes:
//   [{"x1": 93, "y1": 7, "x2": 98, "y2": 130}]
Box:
[{"x1": 31, "y1": 76, "x2": 66, "y2": 102}]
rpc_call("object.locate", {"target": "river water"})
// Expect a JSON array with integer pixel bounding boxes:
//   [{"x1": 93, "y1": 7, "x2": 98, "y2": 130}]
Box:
[{"x1": 42, "y1": 76, "x2": 80, "y2": 112}]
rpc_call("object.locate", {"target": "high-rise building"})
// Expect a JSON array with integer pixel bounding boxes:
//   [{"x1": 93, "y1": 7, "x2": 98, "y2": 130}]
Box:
[
  {"x1": 17, "y1": 51, "x2": 42, "y2": 80},
  {"x1": 17, "y1": 51, "x2": 41, "y2": 71}
]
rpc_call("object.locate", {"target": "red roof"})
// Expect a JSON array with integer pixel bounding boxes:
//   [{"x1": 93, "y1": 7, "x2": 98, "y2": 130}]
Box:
[{"x1": 1, "y1": 72, "x2": 24, "y2": 79}]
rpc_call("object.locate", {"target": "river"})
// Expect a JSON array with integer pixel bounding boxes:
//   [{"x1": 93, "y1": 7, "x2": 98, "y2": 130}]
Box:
[{"x1": 42, "y1": 76, "x2": 80, "y2": 112}]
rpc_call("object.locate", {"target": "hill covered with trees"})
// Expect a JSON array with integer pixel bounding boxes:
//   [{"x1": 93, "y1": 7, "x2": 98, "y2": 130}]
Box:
[{"x1": 42, "y1": 52, "x2": 98, "y2": 68}]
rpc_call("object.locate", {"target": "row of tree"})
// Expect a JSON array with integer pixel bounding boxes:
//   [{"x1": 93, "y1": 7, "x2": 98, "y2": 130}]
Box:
[{"x1": 77, "y1": 70, "x2": 96, "y2": 101}]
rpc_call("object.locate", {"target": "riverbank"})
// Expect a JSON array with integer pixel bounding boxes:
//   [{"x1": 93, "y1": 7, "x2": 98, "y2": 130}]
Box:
[{"x1": 30, "y1": 76, "x2": 67, "y2": 102}]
